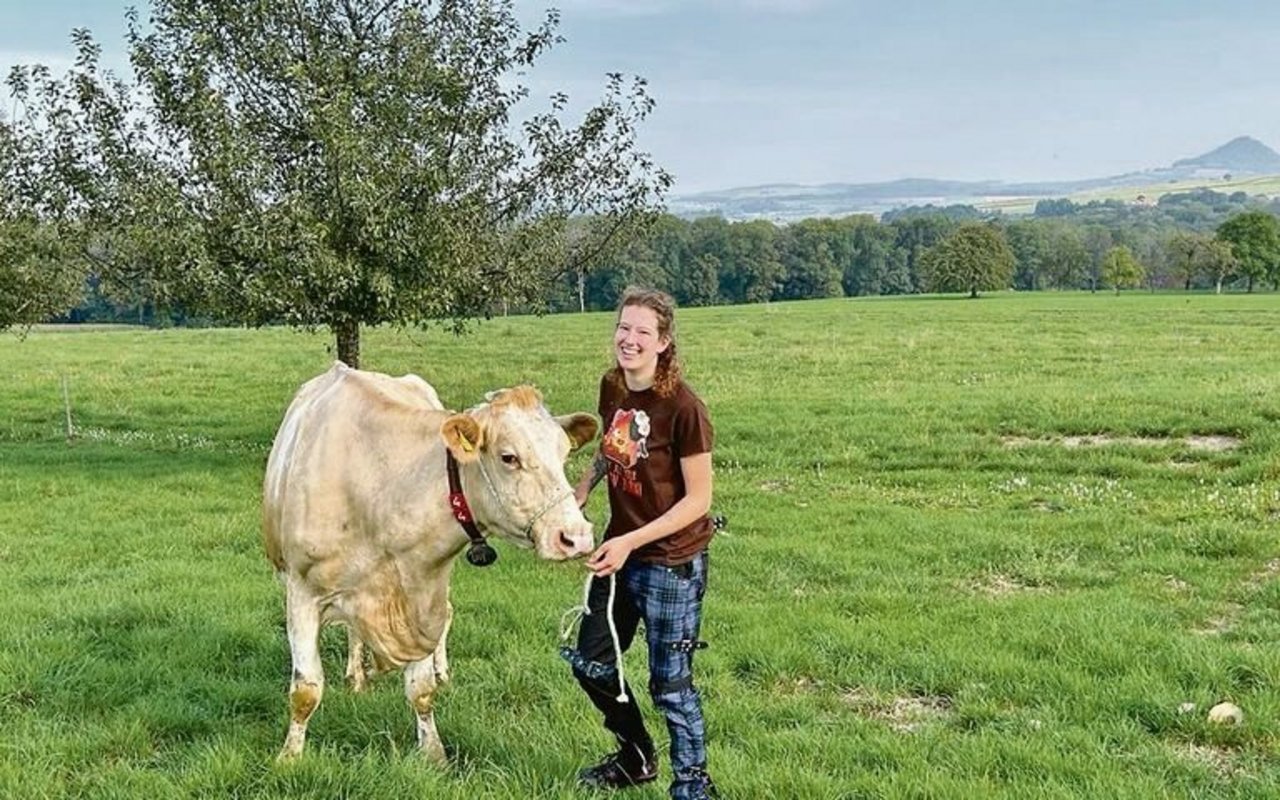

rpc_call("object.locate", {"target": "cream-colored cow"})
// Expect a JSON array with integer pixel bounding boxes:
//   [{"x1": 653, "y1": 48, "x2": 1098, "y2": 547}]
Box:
[{"x1": 262, "y1": 362, "x2": 598, "y2": 762}]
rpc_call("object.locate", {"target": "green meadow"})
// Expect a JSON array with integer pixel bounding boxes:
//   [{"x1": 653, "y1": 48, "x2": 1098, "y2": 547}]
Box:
[
  {"x1": 976, "y1": 173, "x2": 1280, "y2": 215},
  {"x1": 1, "y1": 292, "x2": 1278, "y2": 799}
]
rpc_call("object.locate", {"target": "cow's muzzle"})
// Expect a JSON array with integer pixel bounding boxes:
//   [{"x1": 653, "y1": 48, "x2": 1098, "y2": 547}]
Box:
[{"x1": 552, "y1": 527, "x2": 595, "y2": 560}]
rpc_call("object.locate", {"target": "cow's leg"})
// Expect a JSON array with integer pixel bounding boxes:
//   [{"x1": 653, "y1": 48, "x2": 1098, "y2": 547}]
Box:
[
  {"x1": 404, "y1": 655, "x2": 447, "y2": 765},
  {"x1": 279, "y1": 581, "x2": 325, "y2": 761},
  {"x1": 432, "y1": 600, "x2": 453, "y2": 685},
  {"x1": 344, "y1": 626, "x2": 367, "y2": 693}
]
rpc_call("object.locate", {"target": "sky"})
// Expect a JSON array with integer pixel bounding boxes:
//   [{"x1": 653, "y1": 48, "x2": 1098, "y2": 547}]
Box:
[{"x1": 4, "y1": 1, "x2": 1280, "y2": 194}]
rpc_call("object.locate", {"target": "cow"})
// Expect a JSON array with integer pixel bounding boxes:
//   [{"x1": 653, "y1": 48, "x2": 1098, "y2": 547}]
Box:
[{"x1": 262, "y1": 362, "x2": 599, "y2": 763}]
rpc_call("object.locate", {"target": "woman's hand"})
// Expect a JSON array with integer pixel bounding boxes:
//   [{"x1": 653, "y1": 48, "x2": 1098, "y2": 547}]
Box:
[{"x1": 586, "y1": 535, "x2": 634, "y2": 577}]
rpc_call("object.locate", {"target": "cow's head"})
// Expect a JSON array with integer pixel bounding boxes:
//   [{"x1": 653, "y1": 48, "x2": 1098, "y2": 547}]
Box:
[{"x1": 440, "y1": 386, "x2": 598, "y2": 560}]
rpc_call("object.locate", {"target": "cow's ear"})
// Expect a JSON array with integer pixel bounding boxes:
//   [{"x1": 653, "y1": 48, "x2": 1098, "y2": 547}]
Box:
[
  {"x1": 441, "y1": 414, "x2": 485, "y2": 463},
  {"x1": 557, "y1": 413, "x2": 599, "y2": 451}
]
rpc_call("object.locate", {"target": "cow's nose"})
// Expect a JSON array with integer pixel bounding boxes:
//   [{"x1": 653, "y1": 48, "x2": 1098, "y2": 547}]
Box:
[{"x1": 558, "y1": 530, "x2": 594, "y2": 558}]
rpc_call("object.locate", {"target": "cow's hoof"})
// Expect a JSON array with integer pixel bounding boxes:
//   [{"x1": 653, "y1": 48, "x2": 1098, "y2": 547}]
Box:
[
  {"x1": 345, "y1": 674, "x2": 367, "y2": 693},
  {"x1": 276, "y1": 746, "x2": 303, "y2": 764}
]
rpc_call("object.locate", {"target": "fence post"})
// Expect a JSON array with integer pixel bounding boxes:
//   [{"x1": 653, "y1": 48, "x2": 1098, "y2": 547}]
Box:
[{"x1": 62, "y1": 376, "x2": 75, "y2": 440}]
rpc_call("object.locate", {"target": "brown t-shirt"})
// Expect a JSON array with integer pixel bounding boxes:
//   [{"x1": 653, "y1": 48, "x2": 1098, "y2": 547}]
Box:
[{"x1": 598, "y1": 375, "x2": 715, "y2": 565}]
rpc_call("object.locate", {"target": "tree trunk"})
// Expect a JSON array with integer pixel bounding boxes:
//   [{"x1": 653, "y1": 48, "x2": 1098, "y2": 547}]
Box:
[
  {"x1": 1215, "y1": 278, "x2": 1223, "y2": 295},
  {"x1": 969, "y1": 287, "x2": 979, "y2": 299},
  {"x1": 578, "y1": 270, "x2": 586, "y2": 313},
  {"x1": 333, "y1": 320, "x2": 360, "y2": 368}
]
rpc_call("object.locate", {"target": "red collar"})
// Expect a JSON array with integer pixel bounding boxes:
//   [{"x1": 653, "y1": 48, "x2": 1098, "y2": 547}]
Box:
[{"x1": 446, "y1": 450, "x2": 497, "y2": 566}]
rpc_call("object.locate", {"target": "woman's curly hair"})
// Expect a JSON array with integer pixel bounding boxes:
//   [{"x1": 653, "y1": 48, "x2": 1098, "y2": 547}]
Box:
[{"x1": 606, "y1": 286, "x2": 682, "y2": 398}]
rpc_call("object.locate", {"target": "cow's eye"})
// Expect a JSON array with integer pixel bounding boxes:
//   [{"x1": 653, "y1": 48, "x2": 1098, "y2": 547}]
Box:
[{"x1": 500, "y1": 453, "x2": 520, "y2": 467}]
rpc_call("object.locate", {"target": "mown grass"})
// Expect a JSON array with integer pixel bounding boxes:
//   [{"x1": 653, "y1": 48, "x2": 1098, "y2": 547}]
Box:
[
  {"x1": 1, "y1": 292, "x2": 1278, "y2": 799},
  {"x1": 977, "y1": 173, "x2": 1280, "y2": 214}
]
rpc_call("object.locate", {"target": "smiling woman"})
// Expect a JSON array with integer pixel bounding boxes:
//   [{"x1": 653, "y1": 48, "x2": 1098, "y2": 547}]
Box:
[{"x1": 567, "y1": 287, "x2": 720, "y2": 800}]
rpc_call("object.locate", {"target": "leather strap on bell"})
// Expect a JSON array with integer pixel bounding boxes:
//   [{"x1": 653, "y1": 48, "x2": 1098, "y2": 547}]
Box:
[{"x1": 447, "y1": 450, "x2": 497, "y2": 567}]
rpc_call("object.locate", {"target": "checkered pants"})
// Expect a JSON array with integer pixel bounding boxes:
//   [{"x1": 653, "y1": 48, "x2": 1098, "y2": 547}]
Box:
[{"x1": 564, "y1": 551, "x2": 711, "y2": 799}]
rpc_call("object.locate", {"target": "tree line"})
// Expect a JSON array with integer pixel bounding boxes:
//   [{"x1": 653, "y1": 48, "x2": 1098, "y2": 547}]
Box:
[
  {"x1": 536, "y1": 189, "x2": 1280, "y2": 313},
  {"x1": 19, "y1": 186, "x2": 1280, "y2": 331}
]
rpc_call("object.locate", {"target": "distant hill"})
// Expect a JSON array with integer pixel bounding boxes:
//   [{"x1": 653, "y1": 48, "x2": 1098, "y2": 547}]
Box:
[
  {"x1": 669, "y1": 136, "x2": 1280, "y2": 222},
  {"x1": 1173, "y1": 136, "x2": 1280, "y2": 173}
]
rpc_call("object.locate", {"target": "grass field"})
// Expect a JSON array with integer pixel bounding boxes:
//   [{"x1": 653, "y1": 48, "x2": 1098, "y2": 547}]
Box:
[
  {"x1": 977, "y1": 173, "x2": 1280, "y2": 215},
  {"x1": 2, "y1": 292, "x2": 1279, "y2": 799}
]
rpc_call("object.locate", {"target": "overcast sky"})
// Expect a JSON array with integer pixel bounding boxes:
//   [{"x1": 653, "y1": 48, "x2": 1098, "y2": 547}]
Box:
[{"x1": 5, "y1": 1, "x2": 1279, "y2": 194}]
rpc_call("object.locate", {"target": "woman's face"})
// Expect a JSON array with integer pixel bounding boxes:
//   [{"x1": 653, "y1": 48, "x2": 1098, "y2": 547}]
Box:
[{"x1": 614, "y1": 304, "x2": 669, "y2": 378}]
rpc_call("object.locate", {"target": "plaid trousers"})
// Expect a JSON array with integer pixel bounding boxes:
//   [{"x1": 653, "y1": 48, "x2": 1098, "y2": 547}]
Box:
[{"x1": 564, "y1": 551, "x2": 711, "y2": 799}]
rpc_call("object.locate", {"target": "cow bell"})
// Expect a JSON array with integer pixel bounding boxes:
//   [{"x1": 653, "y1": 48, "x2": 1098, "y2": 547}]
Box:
[{"x1": 466, "y1": 540, "x2": 498, "y2": 567}]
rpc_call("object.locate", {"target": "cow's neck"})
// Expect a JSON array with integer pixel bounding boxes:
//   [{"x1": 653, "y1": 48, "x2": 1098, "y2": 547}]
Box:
[{"x1": 445, "y1": 449, "x2": 498, "y2": 566}]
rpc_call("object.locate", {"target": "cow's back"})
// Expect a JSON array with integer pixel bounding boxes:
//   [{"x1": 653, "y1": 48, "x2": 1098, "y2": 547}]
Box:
[{"x1": 262, "y1": 363, "x2": 446, "y2": 574}]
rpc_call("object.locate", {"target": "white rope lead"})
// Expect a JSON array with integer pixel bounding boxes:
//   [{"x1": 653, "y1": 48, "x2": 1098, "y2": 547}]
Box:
[
  {"x1": 560, "y1": 571, "x2": 628, "y2": 704},
  {"x1": 602, "y1": 573, "x2": 628, "y2": 703}
]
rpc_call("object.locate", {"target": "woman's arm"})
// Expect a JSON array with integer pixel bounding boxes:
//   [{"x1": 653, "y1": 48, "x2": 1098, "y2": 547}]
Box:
[
  {"x1": 586, "y1": 452, "x2": 713, "y2": 576},
  {"x1": 573, "y1": 451, "x2": 609, "y2": 508}
]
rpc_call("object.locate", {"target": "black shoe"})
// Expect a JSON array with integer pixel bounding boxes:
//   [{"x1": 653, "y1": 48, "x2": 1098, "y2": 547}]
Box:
[
  {"x1": 672, "y1": 766, "x2": 719, "y2": 800},
  {"x1": 578, "y1": 745, "x2": 658, "y2": 789}
]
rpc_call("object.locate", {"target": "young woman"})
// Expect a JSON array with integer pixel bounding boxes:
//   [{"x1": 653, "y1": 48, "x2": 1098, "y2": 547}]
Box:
[{"x1": 566, "y1": 287, "x2": 718, "y2": 800}]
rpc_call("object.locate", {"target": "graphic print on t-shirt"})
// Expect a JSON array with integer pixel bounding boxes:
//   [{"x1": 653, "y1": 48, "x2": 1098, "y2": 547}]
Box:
[{"x1": 602, "y1": 408, "x2": 650, "y2": 469}]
